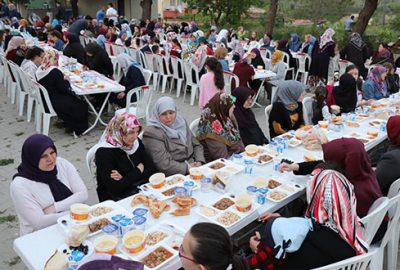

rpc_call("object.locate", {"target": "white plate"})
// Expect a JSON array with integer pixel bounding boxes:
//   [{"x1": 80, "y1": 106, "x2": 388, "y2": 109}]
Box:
[
  {"x1": 288, "y1": 139, "x2": 302, "y2": 147},
  {"x1": 266, "y1": 189, "x2": 290, "y2": 203},
  {"x1": 57, "y1": 240, "x2": 94, "y2": 265},
  {"x1": 254, "y1": 154, "x2": 274, "y2": 165}
]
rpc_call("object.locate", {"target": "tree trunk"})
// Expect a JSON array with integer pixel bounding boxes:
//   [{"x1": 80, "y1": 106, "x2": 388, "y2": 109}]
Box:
[
  {"x1": 265, "y1": 0, "x2": 279, "y2": 35},
  {"x1": 140, "y1": 0, "x2": 153, "y2": 20},
  {"x1": 70, "y1": 0, "x2": 78, "y2": 18},
  {"x1": 354, "y1": 0, "x2": 378, "y2": 35}
]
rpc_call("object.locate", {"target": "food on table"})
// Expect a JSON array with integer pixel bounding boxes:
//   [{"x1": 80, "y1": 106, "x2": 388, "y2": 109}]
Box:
[
  {"x1": 224, "y1": 166, "x2": 240, "y2": 173},
  {"x1": 44, "y1": 250, "x2": 68, "y2": 270},
  {"x1": 146, "y1": 231, "x2": 168, "y2": 246},
  {"x1": 170, "y1": 207, "x2": 190, "y2": 216},
  {"x1": 149, "y1": 173, "x2": 166, "y2": 189},
  {"x1": 280, "y1": 185, "x2": 296, "y2": 193},
  {"x1": 213, "y1": 198, "x2": 235, "y2": 210},
  {"x1": 367, "y1": 130, "x2": 378, "y2": 138},
  {"x1": 141, "y1": 246, "x2": 174, "y2": 268},
  {"x1": 131, "y1": 195, "x2": 170, "y2": 218},
  {"x1": 161, "y1": 187, "x2": 176, "y2": 197},
  {"x1": 346, "y1": 121, "x2": 360, "y2": 128},
  {"x1": 269, "y1": 191, "x2": 288, "y2": 201},
  {"x1": 88, "y1": 218, "x2": 111, "y2": 233},
  {"x1": 94, "y1": 235, "x2": 118, "y2": 254},
  {"x1": 304, "y1": 153, "x2": 316, "y2": 162},
  {"x1": 189, "y1": 167, "x2": 204, "y2": 180},
  {"x1": 166, "y1": 175, "x2": 185, "y2": 185},
  {"x1": 330, "y1": 116, "x2": 342, "y2": 125},
  {"x1": 71, "y1": 69, "x2": 81, "y2": 75},
  {"x1": 374, "y1": 111, "x2": 390, "y2": 120},
  {"x1": 61, "y1": 243, "x2": 90, "y2": 256},
  {"x1": 97, "y1": 84, "x2": 105, "y2": 88},
  {"x1": 70, "y1": 203, "x2": 90, "y2": 221},
  {"x1": 281, "y1": 134, "x2": 294, "y2": 139},
  {"x1": 267, "y1": 179, "x2": 282, "y2": 189},
  {"x1": 66, "y1": 224, "x2": 90, "y2": 247},
  {"x1": 172, "y1": 197, "x2": 197, "y2": 207},
  {"x1": 235, "y1": 194, "x2": 252, "y2": 212},
  {"x1": 199, "y1": 205, "x2": 218, "y2": 217},
  {"x1": 258, "y1": 154, "x2": 272, "y2": 163},
  {"x1": 209, "y1": 161, "x2": 226, "y2": 170},
  {"x1": 369, "y1": 120, "x2": 382, "y2": 127},
  {"x1": 245, "y1": 144, "x2": 259, "y2": 157},
  {"x1": 123, "y1": 230, "x2": 145, "y2": 253},
  {"x1": 318, "y1": 121, "x2": 328, "y2": 128},
  {"x1": 90, "y1": 206, "x2": 113, "y2": 217},
  {"x1": 289, "y1": 139, "x2": 301, "y2": 146},
  {"x1": 216, "y1": 211, "x2": 241, "y2": 226},
  {"x1": 253, "y1": 178, "x2": 268, "y2": 188}
]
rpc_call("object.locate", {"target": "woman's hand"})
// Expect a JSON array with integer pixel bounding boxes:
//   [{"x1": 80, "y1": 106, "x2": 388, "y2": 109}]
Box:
[
  {"x1": 110, "y1": 170, "x2": 123, "y2": 181},
  {"x1": 137, "y1": 163, "x2": 144, "y2": 173},
  {"x1": 117, "y1": 92, "x2": 126, "y2": 99},
  {"x1": 258, "y1": 212, "x2": 281, "y2": 223},
  {"x1": 278, "y1": 162, "x2": 299, "y2": 173},
  {"x1": 43, "y1": 204, "x2": 56, "y2": 214},
  {"x1": 249, "y1": 236, "x2": 260, "y2": 253}
]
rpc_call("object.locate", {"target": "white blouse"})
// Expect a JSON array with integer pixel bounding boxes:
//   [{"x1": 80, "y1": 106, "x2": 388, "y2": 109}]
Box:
[
  {"x1": 21, "y1": 60, "x2": 38, "y2": 79},
  {"x1": 10, "y1": 157, "x2": 88, "y2": 236}
]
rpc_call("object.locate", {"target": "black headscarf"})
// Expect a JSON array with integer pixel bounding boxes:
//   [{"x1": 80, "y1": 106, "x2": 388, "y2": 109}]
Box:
[
  {"x1": 333, "y1": 73, "x2": 358, "y2": 113},
  {"x1": 13, "y1": 134, "x2": 73, "y2": 202},
  {"x1": 85, "y1": 42, "x2": 113, "y2": 77},
  {"x1": 231, "y1": 87, "x2": 259, "y2": 129}
]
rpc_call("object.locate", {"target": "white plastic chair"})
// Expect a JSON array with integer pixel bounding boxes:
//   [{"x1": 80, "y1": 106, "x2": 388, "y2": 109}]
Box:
[
  {"x1": 170, "y1": 55, "x2": 184, "y2": 97},
  {"x1": 311, "y1": 248, "x2": 378, "y2": 270},
  {"x1": 302, "y1": 96, "x2": 314, "y2": 125},
  {"x1": 139, "y1": 50, "x2": 147, "y2": 69},
  {"x1": 86, "y1": 145, "x2": 97, "y2": 179},
  {"x1": 361, "y1": 197, "x2": 390, "y2": 245},
  {"x1": 223, "y1": 71, "x2": 239, "y2": 95},
  {"x1": 282, "y1": 53, "x2": 295, "y2": 80},
  {"x1": 338, "y1": 59, "x2": 353, "y2": 76},
  {"x1": 260, "y1": 48, "x2": 267, "y2": 59},
  {"x1": 182, "y1": 61, "x2": 200, "y2": 106},
  {"x1": 189, "y1": 118, "x2": 200, "y2": 137},
  {"x1": 79, "y1": 35, "x2": 85, "y2": 47},
  {"x1": 264, "y1": 105, "x2": 272, "y2": 142},
  {"x1": 8, "y1": 61, "x2": 23, "y2": 106},
  {"x1": 32, "y1": 82, "x2": 58, "y2": 135},
  {"x1": 115, "y1": 85, "x2": 153, "y2": 123},
  {"x1": 127, "y1": 47, "x2": 139, "y2": 63},
  {"x1": 104, "y1": 42, "x2": 112, "y2": 56},
  {"x1": 144, "y1": 52, "x2": 158, "y2": 91},
  {"x1": 142, "y1": 69, "x2": 152, "y2": 86},
  {"x1": 154, "y1": 54, "x2": 172, "y2": 94},
  {"x1": 15, "y1": 67, "x2": 35, "y2": 118},
  {"x1": 295, "y1": 53, "x2": 311, "y2": 84}
]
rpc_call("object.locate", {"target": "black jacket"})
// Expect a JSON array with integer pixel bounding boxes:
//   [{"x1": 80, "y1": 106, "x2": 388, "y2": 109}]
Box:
[{"x1": 375, "y1": 146, "x2": 400, "y2": 196}]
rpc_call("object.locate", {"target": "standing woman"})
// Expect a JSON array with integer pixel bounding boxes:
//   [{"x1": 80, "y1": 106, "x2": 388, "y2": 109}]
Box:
[
  {"x1": 340, "y1": 33, "x2": 369, "y2": 78},
  {"x1": 363, "y1": 65, "x2": 388, "y2": 100},
  {"x1": 63, "y1": 33, "x2": 86, "y2": 65},
  {"x1": 36, "y1": 50, "x2": 88, "y2": 135},
  {"x1": 197, "y1": 93, "x2": 245, "y2": 162},
  {"x1": 10, "y1": 134, "x2": 88, "y2": 235},
  {"x1": 85, "y1": 42, "x2": 113, "y2": 78},
  {"x1": 5, "y1": 36, "x2": 26, "y2": 66},
  {"x1": 93, "y1": 113, "x2": 154, "y2": 202},
  {"x1": 232, "y1": 87, "x2": 268, "y2": 146},
  {"x1": 310, "y1": 28, "x2": 336, "y2": 81},
  {"x1": 199, "y1": 57, "x2": 224, "y2": 109}
]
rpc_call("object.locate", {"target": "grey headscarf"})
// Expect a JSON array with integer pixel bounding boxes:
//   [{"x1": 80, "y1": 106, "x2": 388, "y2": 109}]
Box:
[
  {"x1": 116, "y1": 54, "x2": 143, "y2": 76},
  {"x1": 147, "y1": 97, "x2": 188, "y2": 144},
  {"x1": 273, "y1": 80, "x2": 306, "y2": 111}
]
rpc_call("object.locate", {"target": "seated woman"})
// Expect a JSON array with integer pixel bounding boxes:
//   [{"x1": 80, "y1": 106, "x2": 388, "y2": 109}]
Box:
[
  {"x1": 269, "y1": 80, "x2": 306, "y2": 138},
  {"x1": 180, "y1": 222, "x2": 248, "y2": 270},
  {"x1": 232, "y1": 87, "x2": 268, "y2": 146},
  {"x1": 143, "y1": 97, "x2": 205, "y2": 176},
  {"x1": 233, "y1": 54, "x2": 255, "y2": 87},
  {"x1": 279, "y1": 137, "x2": 382, "y2": 217},
  {"x1": 260, "y1": 35, "x2": 274, "y2": 52},
  {"x1": 192, "y1": 37, "x2": 213, "y2": 71},
  {"x1": 63, "y1": 33, "x2": 86, "y2": 65},
  {"x1": 36, "y1": 50, "x2": 88, "y2": 135},
  {"x1": 115, "y1": 30, "x2": 127, "y2": 45},
  {"x1": 214, "y1": 47, "x2": 229, "y2": 72},
  {"x1": 267, "y1": 50, "x2": 286, "y2": 83},
  {"x1": 5, "y1": 36, "x2": 26, "y2": 66},
  {"x1": 170, "y1": 38, "x2": 182, "y2": 58},
  {"x1": 199, "y1": 57, "x2": 224, "y2": 109},
  {"x1": 288, "y1": 33, "x2": 302, "y2": 52},
  {"x1": 10, "y1": 134, "x2": 88, "y2": 235},
  {"x1": 311, "y1": 86, "x2": 330, "y2": 125},
  {"x1": 382, "y1": 62, "x2": 399, "y2": 94},
  {"x1": 376, "y1": 116, "x2": 400, "y2": 195},
  {"x1": 85, "y1": 42, "x2": 113, "y2": 78},
  {"x1": 111, "y1": 54, "x2": 146, "y2": 107},
  {"x1": 248, "y1": 170, "x2": 367, "y2": 270},
  {"x1": 94, "y1": 113, "x2": 154, "y2": 202},
  {"x1": 197, "y1": 93, "x2": 245, "y2": 162},
  {"x1": 250, "y1": 48, "x2": 265, "y2": 69},
  {"x1": 333, "y1": 73, "x2": 358, "y2": 113},
  {"x1": 21, "y1": 46, "x2": 44, "y2": 79},
  {"x1": 47, "y1": 30, "x2": 64, "y2": 51},
  {"x1": 363, "y1": 65, "x2": 388, "y2": 100}
]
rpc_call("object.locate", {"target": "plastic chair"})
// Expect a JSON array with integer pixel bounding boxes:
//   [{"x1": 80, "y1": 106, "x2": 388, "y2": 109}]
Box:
[
  {"x1": 144, "y1": 52, "x2": 158, "y2": 91},
  {"x1": 86, "y1": 145, "x2": 97, "y2": 179},
  {"x1": 264, "y1": 105, "x2": 272, "y2": 142},
  {"x1": 8, "y1": 61, "x2": 23, "y2": 106},
  {"x1": 385, "y1": 179, "x2": 400, "y2": 270},
  {"x1": 295, "y1": 53, "x2": 311, "y2": 84},
  {"x1": 223, "y1": 71, "x2": 239, "y2": 95},
  {"x1": 311, "y1": 248, "x2": 378, "y2": 270},
  {"x1": 260, "y1": 48, "x2": 267, "y2": 59},
  {"x1": 282, "y1": 53, "x2": 295, "y2": 80},
  {"x1": 142, "y1": 69, "x2": 152, "y2": 86},
  {"x1": 32, "y1": 82, "x2": 58, "y2": 135},
  {"x1": 127, "y1": 47, "x2": 139, "y2": 63},
  {"x1": 361, "y1": 197, "x2": 390, "y2": 245},
  {"x1": 189, "y1": 118, "x2": 200, "y2": 137},
  {"x1": 182, "y1": 61, "x2": 200, "y2": 106},
  {"x1": 139, "y1": 50, "x2": 147, "y2": 69},
  {"x1": 338, "y1": 59, "x2": 353, "y2": 76},
  {"x1": 302, "y1": 96, "x2": 314, "y2": 125},
  {"x1": 170, "y1": 55, "x2": 184, "y2": 97},
  {"x1": 104, "y1": 42, "x2": 112, "y2": 56},
  {"x1": 79, "y1": 35, "x2": 85, "y2": 47},
  {"x1": 154, "y1": 54, "x2": 172, "y2": 94},
  {"x1": 15, "y1": 67, "x2": 35, "y2": 118}
]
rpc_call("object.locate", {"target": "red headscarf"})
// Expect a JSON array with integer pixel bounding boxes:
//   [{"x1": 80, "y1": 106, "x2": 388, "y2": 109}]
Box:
[
  {"x1": 387, "y1": 116, "x2": 400, "y2": 145},
  {"x1": 322, "y1": 138, "x2": 382, "y2": 216}
]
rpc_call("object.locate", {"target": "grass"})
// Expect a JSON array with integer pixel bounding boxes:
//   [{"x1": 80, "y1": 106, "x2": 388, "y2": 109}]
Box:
[
  {"x1": 14, "y1": 132, "x2": 24, "y2": 136},
  {"x1": 0, "y1": 214, "x2": 17, "y2": 224},
  {"x1": 0, "y1": 159, "x2": 14, "y2": 166}
]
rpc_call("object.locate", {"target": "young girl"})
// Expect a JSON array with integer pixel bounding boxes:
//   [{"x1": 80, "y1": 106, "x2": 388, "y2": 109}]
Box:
[{"x1": 312, "y1": 86, "x2": 330, "y2": 124}]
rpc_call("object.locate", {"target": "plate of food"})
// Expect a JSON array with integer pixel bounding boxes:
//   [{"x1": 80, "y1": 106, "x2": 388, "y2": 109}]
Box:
[
  {"x1": 288, "y1": 139, "x2": 302, "y2": 147},
  {"x1": 212, "y1": 197, "x2": 235, "y2": 211},
  {"x1": 267, "y1": 179, "x2": 282, "y2": 190},
  {"x1": 256, "y1": 154, "x2": 274, "y2": 165},
  {"x1": 205, "y1": 158, "x2": 244, "y2": 175},
  {"x1": 368, "y1": 120, "x2": 386, "y2": 128},
  {"x1": 197, "y1": 205, "x2": 220, "y2": 218},
  {"x1": 345, "y1": 121, "x2": 360, "y2": 128},
  {"x1": 139, "y1": 245, "x2": 177, "y2": 270},
  {"x1": 266, "y1": 190, "x2": 290, "y2": 203}
]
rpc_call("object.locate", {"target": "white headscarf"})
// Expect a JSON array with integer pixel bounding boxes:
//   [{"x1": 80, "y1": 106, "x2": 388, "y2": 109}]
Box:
[
  {"x1": 319, "y1": 28, "x2": 335, "y2": 49},
  {"x1": 217, "y1": 29, "x2": 228, "y2": 42},
  {"x1": 5, "y1": 36, "x2": 24, "y2": 55}
]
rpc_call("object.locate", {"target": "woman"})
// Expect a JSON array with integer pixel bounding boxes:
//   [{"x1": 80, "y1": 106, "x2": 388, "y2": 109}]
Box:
[
  {"x1": 180, "y1": 223, "x2": 248, "y2": 270},
  {"x1": 10, "y1": 134, "x2": 88, "y2": 235},
  {"x1": 372, "y1": 43, "x2": 394, "y2": 65},
  {"x1": 269, "y1": 80, "x2": 306, "y2": 138},
  {"x1": 170, "y1": 38, "x2": 182, "y2": 57},
  {"x1": 36, "y1": 50, "x2": 88, "y2": 135},
  {"x1": 18, "y1": 19, "x2": 37, "y2": 37},
  {"x1": 63, "y1": 33, "x2": 86, "y2": 65},
  {"x1": 47, "y1": 30, "x2": 64, "y2": 51},
  {"x1": 268, "y1": 50, "x2": 286, "y2": 82},
  {"x1": 199, "y1": 57, "x2": 224, "y2": 109},
  {"x1": 230, "y1": 35, "x2": 244, "y2": 62},
  {"x1": 279, "y1": 138, "x2": 383, "y2": 217},
  {"x1": 310, "y1": 28, "x2": 336, "y2": 81},
  {"x1": 5, "y1": 36, "x2": 26, "y2": 66},
  {"x1": 192, "y1": 37, "x2": 212, "y2": 70},
  {"x1": 288, "y1": 33, "x2": 301, "y2": 52},
  {"x1": 233, "y1": 55, "x2": 255, "y2": 88},
  {"x1": 21, "y1": 46, "x2": 44, "y2": 79},
  {"x1": 132, "y1": 25, "x2": 141, "y2": 38},
  {"x1": 382, "y1": 62, "x2": 399, "y2": 94},
  {"x1": 85, "y1": 42, "x2": 113, "y2": 78},
  {"x1": 340, "y1": 32, "x2": 369, "y2": 78},
  {"x1": 94, "y1": 113, "x2": 154, "y2": 202},
  {"x1": 237, "y1": 26, "x2": 247, "y2": 40},
  {"x1": 249, "y1": 31, "x2": 258, "y2": 42},
  {"x1": 363, "y1": 65, "x2": 388, "y2": 100},
  {"x1": 300, "y1": 34, "x2": 316, "y2": 56},
  {"x1": 111, "y1": 54, "x2": 146, "y2": 107},
  {"x1": 232, "y1": 87, "x2": 268, "y2": 146},
  {"x1": 376, "y1": 116, "x2": 400, "y2": 195},
  {"x1": 115, "y1": 30, "x2": 127, "y2": 45},
  {"x1": 143, "y1": 97, "x2": 205, "y2": 176},
  {"x1": 312, "y1": 86, "x2": 330, "y2": 124},
  {"x1": 197, "y1": 93, "x2": 244, "y2": 162},
  {"x1": 333, "y1": 73, "x2": 358, "y2": 113},
  {"x1": 249, "y1": 170, "x2": 367, "y2": 270},
  {"x1": 214, "y1": 47, "x2": 229, "y2": 72},
  {"x1": 260, "y1": 35, "x2": 274, "y2": 52},
  {"x1": 250, "y1": 48, "x2": 265, "y2": 69},
  {"x1": 276, "y1": 40, "x2": 295, "y2": 68}
]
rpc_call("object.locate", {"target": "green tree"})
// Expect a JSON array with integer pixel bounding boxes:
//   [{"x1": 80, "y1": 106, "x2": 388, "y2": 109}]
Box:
[
  {"x1": 265, "y1": 0, "x2": 279, "y2": 34},
  {"x1": 354, "y1": 0, "x2": 378, "y2": 35}
]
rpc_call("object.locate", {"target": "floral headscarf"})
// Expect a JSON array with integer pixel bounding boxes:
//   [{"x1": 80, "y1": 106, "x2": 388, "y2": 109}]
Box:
[
  {"x1": 367, "y1": 64, "x2": 388, "y2": 96},
  {"x1": 197, "y1": 93, "x2": 241, "y2": 146},
  {"x1": 35, "y1": 49, "x2": 60, "y2": 81},
  {"x1": 319, "y1": 28, "x2": 335, "y2": 50}
]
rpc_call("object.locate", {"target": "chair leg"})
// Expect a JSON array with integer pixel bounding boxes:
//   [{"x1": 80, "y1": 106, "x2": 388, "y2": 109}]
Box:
[
  {"x1": 10, "y1": 83, "x2": 16, "y2": 104},
  {"x1": 27, "y1": 97, "x2": 34, "y2": 122},
  {"x1": 43, "y1": 114, "x2": 51, "y2": 136},
  {"x1": 387, "y1": 230, "x2": 399, "y2": 270},
  {"x1": 18, "y1": 92, "x2": 27, "y2": 116},
  {"x1": 161, "y1": 76, "x2": 168, "y2": 94},
  {"x1": 295, "y1": 70, "x2": 300, "y2": 81},
  {"x1": 169, "y1": 78, "x2": 175, "y2": 94},
  {"x1": 35, "y1": 107, "x2": 42, "y2": 133},
  {"x1": 176, "y1": 79, "x2": 183, "y2": 98},
  {"x1": 182, "y1": 85, "x2": 188, "y2": 103},
  {"x1": 190, "y1": 86, "x2": 197, "y2": 106}
]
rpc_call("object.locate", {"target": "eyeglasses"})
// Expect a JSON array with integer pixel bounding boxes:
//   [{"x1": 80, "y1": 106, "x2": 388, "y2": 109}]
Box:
[{"x1": 179, "y1": 244, "x2": 197, "y2": 264}]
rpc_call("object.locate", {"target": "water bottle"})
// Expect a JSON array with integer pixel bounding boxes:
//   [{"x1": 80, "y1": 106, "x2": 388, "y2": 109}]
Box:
[
  {"x1": 276, "y1": 142, "x2": 284, "y2": 154},
  {"x1": 244, "y1": 159, "x2": 254, "y2": 174},
  {"x1": 273, "y1": 158, "x2": 280, "y2": 174},
  {"x1": 380, "y1": 122, "x2": 386, "y2": 132},
  {"x1": 257, "y1": 188, "x2": 268, "y2": 205}
]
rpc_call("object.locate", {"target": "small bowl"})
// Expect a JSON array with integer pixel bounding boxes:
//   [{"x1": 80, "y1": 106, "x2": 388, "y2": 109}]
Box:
[
  {"x1": 189, "y1": 168, "x2": 204, "y2": 180},
  {"x1": 245, "y1": 144, "x2": 259, "y2": 157},
  {"x1": 94, "y1": 235, "x2": 118, "y2": 254},
  {"x1": 318, "y1": 121, "x2": 329, "y2": 128},
  {"x1": 149, "y1": 173, "x2": 166, "y2": 189},
  {"x1": 70, "y1": 203, "x2": 90, "y2": 221},
  {"x1": 235, "y1": 194, "x2": 252, "y2": 212},
  {"x1": 122, "y1": 230, "x2": 145, "y2": 254}
]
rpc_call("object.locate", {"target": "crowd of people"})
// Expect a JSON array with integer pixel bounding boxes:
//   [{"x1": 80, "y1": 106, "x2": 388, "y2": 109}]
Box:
[{"x1": 3, "y1": 2, "x2": 400, "y2": 269}]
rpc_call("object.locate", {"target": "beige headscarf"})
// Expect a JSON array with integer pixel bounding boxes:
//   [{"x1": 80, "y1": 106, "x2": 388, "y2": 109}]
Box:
[{"x1": 35, "y1": 50, "x2": 59, "y2": 81}]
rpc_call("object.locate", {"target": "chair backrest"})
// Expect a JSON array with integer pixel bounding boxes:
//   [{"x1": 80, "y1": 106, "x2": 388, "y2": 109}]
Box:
[
  {"x1": 144, "y1": 52, "x2": 155, "y2": 72},
  {"x1": 105, "y1": 42, "x2": 112, "y2": 56},
  {"x1": 264, "y1": 105, "x2": 273, "y2": 141},
  {"x1": 338, "y1": 59, "x2": 352, "y2": 76},
  {"x1": 361, "y1": 196, "x2": 390, "y2": 245},
  {"x1": 112, "y1": 59, "x2": 123, "y2": 83},
  {"x1": 154, "y1": 54, "x2": 169, "y2": 76},
  {"x1": 142, "y1": 69, "x2": 152, "y2": 85},
  {"x1": 33, "y1": 81, "x2": 57, "y2": 116},
  {"x1": 380, "y1": 194, "x2": 400, "y2": 249},
  {"x1": 302, "y1": 96, "x2": 314, "y2": 125},
  {"x1": 311, "y1": 248, "x2": 378, "y2": 270},
  {"x1": 16, "y1": 67, "x2": 34, "y2": 94},
  {"x1": 388, "y1": 178, "x2": 400, "y2": 199},
  {"x1": 297, "y1": 53, "x2": 311, "y2": 72},
  {"x1": 8, "y1": 61, "x2": 23, "y2": 87},
  {"x1": 139, "y1": 50, "x2": 147, "y2": 69},
  {"x1": 223, "y1": 71, "x2": 239, "y2": 95},
  {"x1": 260, "y1": 48, "x2": 267, "y2": 59},
  {"x1": 127, "y1": 47, "x2": 138, "y2": 63},
  {"x1": 183, "y1": 61, "x2": 199, "y2": 86},
  {"x1": 86, "y1": 145, "x2": 97, "y2": 178},
  {"x1": 170, "y1": 55, "x2": 184, "y2": 79},
  {"x1": 282, "y1": 52, "x2": 290, "y2": 66},
  {"x1": 125, "y1": 85, "x2": 153, "y2": 120},
  {"x1": 189, "y1": 118, "x2": 200, "y2": 136},
  {"x1": 79, "y1": 35, "x2": 85, "y2": 47}
]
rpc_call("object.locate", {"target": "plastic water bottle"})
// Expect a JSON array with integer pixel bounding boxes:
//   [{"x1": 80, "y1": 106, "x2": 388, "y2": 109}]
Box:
[
  {"x1": 380, "y1": 123, "x2": 386, "y2": 132},
  {"x1": 244, "y1": 159, "x2": 254, "y2": 174},
  {"x1": 257, "y1": 188, "x2": 268, "y2": 205},
  {"x1": 273, "y1": 158, "x2": 280, "y2": 173}
]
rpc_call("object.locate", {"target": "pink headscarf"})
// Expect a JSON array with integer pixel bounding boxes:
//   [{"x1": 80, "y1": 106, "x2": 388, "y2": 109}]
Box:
[
  {"x1": 5, "y1": 36, "x2": 24, "y2": 54},
  {"x1": 367, "y1": 64, "x2": 388, "y2": 96},
  {"x1": 319, "y1": 28, "x2": 335, "y2": 49}
]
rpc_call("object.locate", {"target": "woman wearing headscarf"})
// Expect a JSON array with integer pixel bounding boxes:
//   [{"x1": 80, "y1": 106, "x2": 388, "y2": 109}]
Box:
[
  {"x1": 279, "y1": 138, "x2": 383, "y2": 217},
  {"x1": 372, "y1": 43, "x2": 394, "y2": 66},
  {"x1": 96, "y1": 34, "x2": 106, "y2": 49},
  {"x1": 5, "y1": 35, "x2": 26, "y2": 66},
  {"x1": 288, "y1": 33, "x2": 302, "y2": 52},
  {"x1": 232, "y1": 87, "x2": 268, "y2": 146},
  {"x1": 192, "y1": 36, "x2": 213, "y2": 70},
  {"x1": 332, "y1": 73, "x2": 358, "y2": 113},
  {"x1": 340, "y1": 33, "x2": 369, "y2": 78},
  {"x1": 233, "y1": 53, "x2": 255, "y2": 89},
  {"x1": 63, "y1": 33, "x2": 86, "y2": 65},
  {"x1": 10, "y1": 134, "x2": 88, "y2": 235},
  {"x1": 363, "y1": 64, "x2": 388, "y2": 100},
  {"x1": 310, "y1": 28, "x2": 336, "y2": 81},
  {"x1": 267, "y1": 50, "x2": 286, "y2": 82},
  {"x1": 276, "y1": 39, "x2": 295, "y2": 68},
  {"x1": 36, "y1": 50, "x2": 88, "y2": 135},
  {"x1": 18, "y1": 18, "x2": 37, "y2": 37},
  {"x1": 143, "y1": 97, "x2": 205, "y2": 176},
  {"x1": 85, "y1": 42, "x2": 113, "y2": 78},
  {"x1": 250, "y1": 48, "x2": 265, "y2": 69},
  {"x1": 269, "y1": 80, "x2": 306, "y2": 138},
  {"x1": 93, "y1": 113, "x2": 154, "y2": 202},
  {"x1": 197, "y1": 93, "x2": 244, "y2": 162},
  {"x1": 47, "y1": 30, "x2": 64, "y2": 51},
  {"x1": 375, "y1": 116, "x2": 400, "y2": 195},
  {"x1": 115, "y1": 30, "x2": 127, "y2": 45},
  {"x1": 260, "y1": 35, "x2": 275, "y2": 52},
  {"x1": 300, "y1": 34, "x2": 316, "y2": 57},
  {"x1": 229, "y1": 35, "x2": 244, "y2": 62},
  {"x1": 382, "y1": 62, "x2": 399, "y2": 94},
  {"x1": 110, "y1": 54, "x2": 146, "y2": 107}
]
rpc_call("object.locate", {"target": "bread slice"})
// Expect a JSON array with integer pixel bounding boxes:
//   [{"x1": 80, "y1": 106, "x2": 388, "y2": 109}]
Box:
[{"x1": 44, "y1": 250, "x2": 68, "y2": 270}]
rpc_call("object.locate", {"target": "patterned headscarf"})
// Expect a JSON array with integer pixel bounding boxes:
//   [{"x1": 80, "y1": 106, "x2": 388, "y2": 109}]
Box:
[
  {"x1": 367, "y1": 64, "x2": 388, "y2": 97},
  {"x1": 197, "y1": 93, "x2": 241, "y2": 146},
  {"x1": 319, "y1": 28, "x2": 335, "y2": 50},
  {"x1": 5, "y1": 36, "x2": 24, "y2": 54},
  {"x1": 306, "y1": 169, "x2": 368, "y2": 255},
  {"x1": 271, "y1": 50, "x2": 283, "y2": 65},
  {"x1": 349, "y1": 32, "x2": 366, "y2": 51},
  {"x1": 35, "y1": 49, "x2": 59, "y2": 81}
]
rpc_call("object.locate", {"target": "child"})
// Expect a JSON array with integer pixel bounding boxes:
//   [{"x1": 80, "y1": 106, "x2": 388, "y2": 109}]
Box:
[{"x1": 312, "y1": 86, "x2": 331, "y2": 125}]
